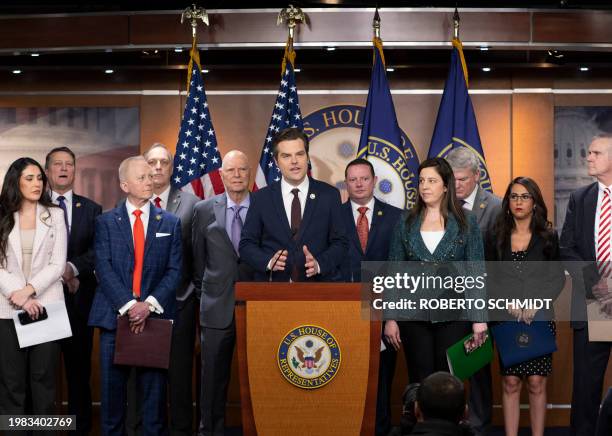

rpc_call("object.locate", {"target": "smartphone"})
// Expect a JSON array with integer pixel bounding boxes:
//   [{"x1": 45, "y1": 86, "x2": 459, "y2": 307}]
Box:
[
  {"x1": 18, "y1": 307, "x2": 48, "y2": 325},
  {"x1": 464, "y1": 332, "x2": 488, "y2": 354}
]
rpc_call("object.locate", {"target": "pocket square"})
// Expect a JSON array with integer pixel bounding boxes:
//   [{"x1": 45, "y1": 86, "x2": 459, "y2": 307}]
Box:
[{"x1": 156, "y1": 232, "x2": 171, "y2": 238}]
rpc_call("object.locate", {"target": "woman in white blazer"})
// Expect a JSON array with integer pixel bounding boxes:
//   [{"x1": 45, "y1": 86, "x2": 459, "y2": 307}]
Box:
[{"x1": 0, "y1": 157, "x2": 67, "y2": 415}]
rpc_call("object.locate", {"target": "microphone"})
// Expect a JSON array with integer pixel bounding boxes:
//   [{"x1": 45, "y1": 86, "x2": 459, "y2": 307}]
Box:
[{"x1": 268, "y1": 249, "x2": 286, "y2": 282}]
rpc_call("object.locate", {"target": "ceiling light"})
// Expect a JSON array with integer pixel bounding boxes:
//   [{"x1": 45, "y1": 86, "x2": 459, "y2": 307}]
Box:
[
  {"x1": 480, "y1": 46, "x2": 489, "y2": 51},
  {"x1": 30, "y1": 53, "x2": 40, "y2": 57},
  {"x1": 580, "y1": 66, "x2": 589, "y2": 72},
  {"x1": 104, "y1": 69, "x2": 114, "y2": 74},
  {"x1": 202, "y1": 69, "x2": 209, "y2": 74},
  {"x1": 482, "y1": 67, "x2": 491, "y2": 72},
  {"x1": 174, "y1": 47, "x2": 183, "y2": 53},
  {"x1": 386, "y1": 67, "x2": 395, "y2": 72},
  {"x1": 294, "y1": 68, "x2": 301, "y2": 73},
  {"x1": 326, "y1": 46, "x2": 336, "y2": 51},
  {"x1": 12, "y1": 69, "x2": 21, "y2": 74}
]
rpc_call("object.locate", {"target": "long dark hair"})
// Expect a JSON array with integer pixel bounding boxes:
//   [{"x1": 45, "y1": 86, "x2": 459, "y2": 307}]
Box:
[
  {"x1": 407, "y1": 157, "x2": 467, "y2": 231},
  {"x1": 0, "y1": 157, "x2": 55, "y2": 267},
  {"x1": 493, "y1": 176, "x2": 554, "y2": 258}
]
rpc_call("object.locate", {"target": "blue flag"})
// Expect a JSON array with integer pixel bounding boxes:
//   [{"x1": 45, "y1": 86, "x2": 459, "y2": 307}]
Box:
[
  {"x1": 428, "y1": 39, "x2": 492, "y2": 192},
  {"x1": 357, "y1": 39, "x2": 419, "y2": 209}
]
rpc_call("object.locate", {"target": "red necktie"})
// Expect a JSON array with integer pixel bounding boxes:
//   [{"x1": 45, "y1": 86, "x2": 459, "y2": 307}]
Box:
[
  {"x1": 357, "y1": 206, "x2": 369, "y2": 252},
  {"x1": 132, "y1": 210, "x2": 145, "y2": 298},
  {"x1": 597, "y1": 188, "x2": 611, "y2": 277},
  {"x1": 290, "y1": 189, "x2": 301, "y2": 281},
  {"x1": 154, "y1": 197, "x2": 162, "y2": 209}
]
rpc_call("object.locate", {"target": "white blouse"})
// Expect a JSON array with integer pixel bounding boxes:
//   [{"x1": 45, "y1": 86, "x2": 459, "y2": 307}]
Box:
[{"x1": 421, "y1": 230, "x2": 445, "y2": 254}]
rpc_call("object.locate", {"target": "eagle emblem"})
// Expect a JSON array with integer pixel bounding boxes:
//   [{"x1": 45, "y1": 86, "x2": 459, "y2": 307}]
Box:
[{"x1": 277, "y1": 325, "x2": 341, "y2": 389}]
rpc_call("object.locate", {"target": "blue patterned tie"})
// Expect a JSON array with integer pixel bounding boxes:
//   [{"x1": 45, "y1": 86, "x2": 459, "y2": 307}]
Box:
[
  {"x1": 230, "y1": 205, "x2": 244, "y2": 255},
  {"x1": 57, "y1": 195, "x2": 70, "y2": 234}
]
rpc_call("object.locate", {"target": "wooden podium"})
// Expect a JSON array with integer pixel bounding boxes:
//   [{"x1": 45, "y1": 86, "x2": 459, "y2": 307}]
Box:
[{"x1": 235, "y1": 282, "x2": 380, "y2": 436}]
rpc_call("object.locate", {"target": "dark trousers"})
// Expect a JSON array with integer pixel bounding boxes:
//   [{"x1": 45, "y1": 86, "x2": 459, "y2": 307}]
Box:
[
  {"x1": 467, "y1": 364, "x2": 492, "y2": 436},
  {"x1": 570, "y1": 326, "x2": 611, "y2": 436},
  {"x1": 398, "y1": 320, "x2": 471, "y2": 383},
  {"x1": 596, "y1": 387, "x2": 612, "y2": 436},
  {"x1": 127, "y1": 295, "x2": 197, "y2": 436},
  {"x1": 168, "y1": 294, "x2": 197, "y2": 436},
  {"x1": 0, "y1": 319, "x2": 60, "y2": 416},
  {"x1": 375, "y1": 338, "x2": 397, "y2": 436},
  {"x1": 199, "y1": 320, "x2": 235, "y2": 436},
  {"x1": 60, "y1": 295, "x2": 94, "y2": 435},
  {"x1": 99, "y1": 329, "x2": 168, "y2": 436}
]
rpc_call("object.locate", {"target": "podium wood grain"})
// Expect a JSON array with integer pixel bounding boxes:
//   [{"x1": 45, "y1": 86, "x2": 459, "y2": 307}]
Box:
[{"x1": 235, "y1": 283, "x2": 379, "y2": 436}]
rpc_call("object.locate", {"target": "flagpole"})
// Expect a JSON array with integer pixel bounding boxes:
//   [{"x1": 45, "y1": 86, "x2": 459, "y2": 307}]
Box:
[
  {"x1": 181, "y1": 5, "x2": 210, "y2": 88},
  {"x1": 451, "y1": 7, "x2": 469, "y2": 87},
  {"x1": 277, "y1": 5, "x2": 304, "y2": 75},
  {"x1": 372, "y1": 8, "x2": 385, "y2": 67}
]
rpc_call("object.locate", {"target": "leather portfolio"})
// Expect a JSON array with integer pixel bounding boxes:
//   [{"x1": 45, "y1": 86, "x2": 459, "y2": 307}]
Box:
[
  {"x1": 491, "y1": 321, "x2": 557, "y2": 368},
  {"x1": 113, "y1": 316, "x2": 173, "y2": 369}
]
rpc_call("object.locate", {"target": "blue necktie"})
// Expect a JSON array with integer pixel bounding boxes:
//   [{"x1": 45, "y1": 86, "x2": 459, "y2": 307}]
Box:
[
  {"x1": 57, "y1": 195, "x2": 70, "y2": 234},
  {"x1": 230, "y1": 205, "x2": 244, "y2": 255}
]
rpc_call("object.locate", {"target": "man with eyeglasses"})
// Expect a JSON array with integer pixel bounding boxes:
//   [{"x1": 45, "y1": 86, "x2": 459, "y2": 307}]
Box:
[{"x1": 445, "y1": 147, "x2": 501, "y2": 436}]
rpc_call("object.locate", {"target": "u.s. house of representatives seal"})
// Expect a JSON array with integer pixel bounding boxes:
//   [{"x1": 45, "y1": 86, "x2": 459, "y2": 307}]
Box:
[
  {"x1": 303, "y1": 104, "x2": 419, "y2": 209},
  {"x1": 277, "y1": 325, "x2": 341, "y2": 389}
]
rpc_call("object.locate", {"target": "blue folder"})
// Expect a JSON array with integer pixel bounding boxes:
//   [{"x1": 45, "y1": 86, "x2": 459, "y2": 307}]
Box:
[{"x1": 491, "y1": 321, "x2": 557, "y2": 368}]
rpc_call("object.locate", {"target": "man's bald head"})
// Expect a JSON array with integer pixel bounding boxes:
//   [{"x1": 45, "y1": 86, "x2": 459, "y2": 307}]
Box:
[{"x1": 220, "y1": 150, "x2": 250, "y2": 197}]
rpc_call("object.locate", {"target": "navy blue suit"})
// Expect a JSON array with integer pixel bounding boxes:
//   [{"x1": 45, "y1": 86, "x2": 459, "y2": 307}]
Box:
[
  {"x1": 239, "y1": 178, "x2": 347, "y2": 282},
  {"x1": 89, "y1": 203, "x2": 182, "y2": 436},
  {"x1": 560, "y1": 182, "x2": 612, "y2": 436},
  {"x1": 60, "y1": 193, "x2": 102, "y2": 435},
  {"x1": 340, "y1": 198, "x2": 402, "y2": 282},
  {"x1": 341, "y1": 198, "x2": 402, "y2": 436}
]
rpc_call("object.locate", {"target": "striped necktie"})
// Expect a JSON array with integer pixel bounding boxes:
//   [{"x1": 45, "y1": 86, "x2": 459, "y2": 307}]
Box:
[{"x1": 597, "y1": 188, "x2": 611, "y2": 277}]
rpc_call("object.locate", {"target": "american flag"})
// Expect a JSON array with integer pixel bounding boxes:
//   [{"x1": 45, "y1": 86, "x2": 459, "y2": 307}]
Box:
[
  {"x1": 253, "y1": 53, "x2": 303, "y2": 189},
  {"x1": 171, "y1": 47, "x2": 224, "y2": 199}
]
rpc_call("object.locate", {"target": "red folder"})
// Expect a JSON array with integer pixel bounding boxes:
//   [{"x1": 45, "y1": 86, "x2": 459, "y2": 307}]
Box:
[{"x1": 113, "y1": 316, "x2": 173, "y2": 369}]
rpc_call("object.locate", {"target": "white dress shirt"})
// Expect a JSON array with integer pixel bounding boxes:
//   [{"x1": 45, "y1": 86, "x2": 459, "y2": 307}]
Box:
[
  {"x1": 152, "y1": 185, "x2": 171, "y2": 211},
  {"x1": 421, "y1": 230, "x2": 445, "y2": 254},
  {"x1": 461, "y1": 185, "x2": 479, "y2": 211},
  {"x1": 350, "y1": 197, "x2": 375, "y2": 230},
  {"x1": 51, "y1": 190, "x2": 78, "y2": 276},
  {"x1": 119, "y1": 200, "x2": 163, "y2": 315},
  {"x1": 281, "y1": 176, "x2": 309, "y2": 225}
]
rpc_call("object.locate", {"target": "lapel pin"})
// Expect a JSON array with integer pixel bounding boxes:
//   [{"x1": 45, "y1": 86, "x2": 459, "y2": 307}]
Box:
[
  {"x1": 76, "y1": 202, "x2": 81, "y2": 208},
  {"x1": 377, "y1": 211, "x2": 383, "y2": 216},
  {"x1": 310, "y1": 193, "x2": 316, "y2": 200},
  {"x1": 479, "y1": 203, "x2": 485, "y2": 209},
  {"x1": 155, "y1": 215, "x2": 162, "y2": 221},
  {"x1": 118, "y1": 217, "x2": 122, "y2": 221}
]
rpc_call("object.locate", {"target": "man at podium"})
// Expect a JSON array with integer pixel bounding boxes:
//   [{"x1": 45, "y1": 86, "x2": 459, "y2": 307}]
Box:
[{"x1": 240, "y1": 127, "x2": 347, "y2": 282}]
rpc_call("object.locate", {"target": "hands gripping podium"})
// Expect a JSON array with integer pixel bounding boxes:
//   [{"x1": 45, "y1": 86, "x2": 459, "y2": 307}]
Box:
[{"x1": 235, "y1": 282, "x2": 380, "y2": 436}]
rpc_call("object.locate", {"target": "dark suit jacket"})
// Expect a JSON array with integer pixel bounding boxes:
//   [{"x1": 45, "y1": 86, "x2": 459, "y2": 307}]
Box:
[
  {"x1": 166, "y1": 188, "x2": 199, "y2": 302},
  {"x1": 388, "y1": 211, "x2": 486, "y2": 322},
  {"x1": 66, "y1": 193, "x2": 102, "y2": 316},
  {"x1": 88, "y1": 203, "x2": 182, "y2": 330},
  {"x1": 239, "y1": 178, "x2": 348, "y2": 282},
  {"x1": 192, "y1": 193, "x2": 254, "y2": 329},
  {"x1": 485, "y1": 229, "x2": 566, "y2": 320},
  {"x1": 559, "y1": 182, "x2": 601, "y2": 327},
  {"x1": 340, "y1": 198, "x2": 403, "y2": 282}
]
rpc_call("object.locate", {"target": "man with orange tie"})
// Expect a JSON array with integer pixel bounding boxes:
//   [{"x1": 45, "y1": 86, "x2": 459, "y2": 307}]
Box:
[
  {"x1": 89, "y1": 156, "x2": 182, "y2": 436},
  {"x1": 340, "y1": 158, "x2": 402, "y2": 436}
]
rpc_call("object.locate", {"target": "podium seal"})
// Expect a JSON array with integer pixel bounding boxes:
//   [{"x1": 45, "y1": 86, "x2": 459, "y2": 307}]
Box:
[{"x1": 277, "y1": 325, "x2": 341, "y2": 389}]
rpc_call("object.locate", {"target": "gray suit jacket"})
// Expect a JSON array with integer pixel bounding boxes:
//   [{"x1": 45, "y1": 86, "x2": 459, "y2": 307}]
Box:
[
  {"x1": 192, "y1": 193, "x2": 254, "y2": 329},
  {"x1": 166, "y1": 188, "x2": 199, "y2": 302},
  {"x1": 471, "y1": 185, "x2": 502, "y2": 233}
]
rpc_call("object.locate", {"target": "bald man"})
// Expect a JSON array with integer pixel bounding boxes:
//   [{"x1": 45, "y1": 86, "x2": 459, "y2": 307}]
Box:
[{"x1": 192, "y1": 150, "x2": 254, "y2": 436}]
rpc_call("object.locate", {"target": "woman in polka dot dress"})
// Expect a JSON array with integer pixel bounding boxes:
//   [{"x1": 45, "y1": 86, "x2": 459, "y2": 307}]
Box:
[{"x1": 484, "y1": 177, "x2": 566, "y2": 436}]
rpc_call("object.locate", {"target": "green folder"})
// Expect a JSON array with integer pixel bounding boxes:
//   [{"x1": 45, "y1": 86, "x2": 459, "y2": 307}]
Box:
[{"x1": 446, "y1": 332, "x2": 493, "y2": 381}]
